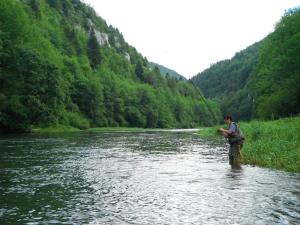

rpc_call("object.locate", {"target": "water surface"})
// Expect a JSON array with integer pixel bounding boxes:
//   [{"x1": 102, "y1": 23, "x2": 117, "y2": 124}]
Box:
[{"x1": 0, "y1": 130, "x2": 299, "y2": 224}]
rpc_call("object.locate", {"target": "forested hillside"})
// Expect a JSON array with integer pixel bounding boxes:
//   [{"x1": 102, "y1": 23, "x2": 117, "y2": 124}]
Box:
[
  {"x1": 191, "y1": 42, "x2": 261, "y2": 120},
  {"x1": 247, "y1": 8, "x2": 300, "y2": 119},
  {"x1": 148, "y1": 62, "x2": 186, "y2": 80},
  {"x1": 191, "y1": 7, "x2": 300, "y2": 121},
  {"x1": 0, "y1": 0, "x2": 221, "y2": 132}
]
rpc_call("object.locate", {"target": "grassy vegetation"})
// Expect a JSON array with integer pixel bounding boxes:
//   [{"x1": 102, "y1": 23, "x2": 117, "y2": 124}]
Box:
[
  {"x1": 87, "y1": 127, "x2": 165, "y2": 133},
  {"x1": 31, "y1": 125, "x2": 80, "y2": 133},
  {"x1": 198, "y1": 117, "x2": 300, "y2": 173},
  {"x1": 31, "y1": 126, "x2": 166, "y2": 134}
]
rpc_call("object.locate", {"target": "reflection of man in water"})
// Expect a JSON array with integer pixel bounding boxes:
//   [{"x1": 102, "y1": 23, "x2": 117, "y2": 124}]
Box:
[{"x1": 218, "y1": 115, "x2": 244, "y2": 168}]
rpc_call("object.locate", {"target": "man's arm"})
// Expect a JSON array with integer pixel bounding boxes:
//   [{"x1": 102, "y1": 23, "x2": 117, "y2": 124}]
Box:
[{"x1": 218, "y1": 128, "x2": 231, "y2": 138}]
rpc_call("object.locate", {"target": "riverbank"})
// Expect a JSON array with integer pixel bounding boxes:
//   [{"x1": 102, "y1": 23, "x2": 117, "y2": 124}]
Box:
[
  {"x1": 31, "y1": 125, "x2": 166, "y2": 134},
  {"x1": 31, "y1": 125, "x2": 81, "y2": 133},
  {"x1": 198, "y1": 117, "x2": 300, "y2": 173}
]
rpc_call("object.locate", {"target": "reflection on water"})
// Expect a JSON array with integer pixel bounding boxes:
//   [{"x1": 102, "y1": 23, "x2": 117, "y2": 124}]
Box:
[{"x1": 0, "y1": 131, "x2": 299, "y2": 224}]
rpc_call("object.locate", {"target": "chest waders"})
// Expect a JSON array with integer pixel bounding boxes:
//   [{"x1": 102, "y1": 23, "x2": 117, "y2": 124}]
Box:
[
  {"x1": 228, "y1": 122, "x2": 244, "y2": 168},
  {"x1": 228, "y1": 122, "x2": 245, "y2": 145}
]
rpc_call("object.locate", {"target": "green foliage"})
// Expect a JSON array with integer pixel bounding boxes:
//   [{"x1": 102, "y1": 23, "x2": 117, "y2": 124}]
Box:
[
  {"x1": 66, "y1": 111, "x2": 90, "y2": 130},
  {"x1": 219, "y1": 89, "x2": 253, "y2": 121},
  {"x1": 0, "y1": 0, "x2": 30, "y2": 46},
  {"x1": 0, "y1": 0, "x2": 220, "y2": 133},
  {"x1": 0, "y1": 95, "x2": 29, "y2": 132},
  {"x1": 125, "y1": 106, "x2": 146, "y2": 127},
  {"x1": 191, "y1": 42, "x2": 260, "y2": 99},
  {"x1": 71, "y1": 78, "x2": 105, "y2": 126},
  {"x1": 87, "y1": 30, "x2": 102, "y2": 69},
  {"x1": 241, "y1": 118, "x2": 300, "y2": 172},
  {"x1": 32, "y1": 124, "x2": 80, "y2": 133},
  {"x1": 191, "y1": 42, "x2": 260, "y2": 121},
  {"x1": 16, "y1": 48, "x2": 64, "y2": 123},
  {"x1": 148, "y1": 62, "x2": 186, "y2": 80},
  {"x1": 46, "y1": 0, "x2": 60, "y2": 9},
  {"x1": 248, "y1": 8, "x2": 300, "y2": 119},
  {"x1": 192, "y1": 7, "x2": 300, "y2": 121},
  {"x1": 29, "y1": 0, "x2": 42, "y2": 19},
  {"x1": 135, "y1": 61, "x2": 144, "y2": 80}
]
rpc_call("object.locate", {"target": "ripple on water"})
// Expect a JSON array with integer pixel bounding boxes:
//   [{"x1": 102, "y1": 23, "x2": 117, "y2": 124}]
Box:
[{"x1": 0, "y1": 131, "x2": 299, "y2": 225}]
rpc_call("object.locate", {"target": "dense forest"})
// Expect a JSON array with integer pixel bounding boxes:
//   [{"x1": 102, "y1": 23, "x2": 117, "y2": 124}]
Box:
[
  {"x1": 191, "y1": 7, "x2": 300, "y2": 121},
  {"x1": 191, "y1": 42, "x2": 260, "y2": 120},
  {"x1": 148, "y1": 62, "x2": 186, "y2": 80},
  {"x1": 0, "y1": 0, "x2": 221, "y2": 133}
]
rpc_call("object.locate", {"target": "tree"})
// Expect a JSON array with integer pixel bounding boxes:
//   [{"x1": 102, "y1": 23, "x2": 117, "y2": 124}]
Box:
[
  {"x1": 248, "y1": 8, "x2": 300, "y2": 119},
  {"x1": 0, "y1": 95, "x2": 29, "y2": 132},
  {"x1": 15, "y1": 48, "x2": 64, "y2": 125},
  {"x1": 46, "y1": 0, "x2": 61, "y2": 10},
  {"x1": 29, "y1": 0, "x2": 42, "y2": 19},
  {"x1": 71, "y1": 79, "x2": 105, "y2": 126},
  {"x1": 0, "y1": 0, "x2": 30, "y2": 46},
  {"x1": 87, "y1": 30, "x2": 102, "y2": 69},
  {"x1": 135, "y1": 61, "x2": 144, "y2": 80},
  {"x1": 125, "y1": 106, "x2": 145, "y2": 127}
]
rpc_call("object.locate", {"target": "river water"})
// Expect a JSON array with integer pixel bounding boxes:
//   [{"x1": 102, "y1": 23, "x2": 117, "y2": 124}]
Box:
[{"x1": 0, "y1": 130, "x2": 299, "y2": 225}]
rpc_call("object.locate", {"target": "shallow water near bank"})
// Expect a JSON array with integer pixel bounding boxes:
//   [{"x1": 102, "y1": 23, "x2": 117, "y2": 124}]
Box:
[{"x1": 0, "y1": 130, "x2": 299, "y2": 224}]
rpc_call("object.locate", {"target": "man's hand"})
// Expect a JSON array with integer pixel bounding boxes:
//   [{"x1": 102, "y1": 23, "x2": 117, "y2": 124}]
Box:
[
  {"x1": 218, "y1": 127, "x2": 229, "y2": 137},
  {"x1": 219, "y1": 128, "x2": 225, "y2": 132}
]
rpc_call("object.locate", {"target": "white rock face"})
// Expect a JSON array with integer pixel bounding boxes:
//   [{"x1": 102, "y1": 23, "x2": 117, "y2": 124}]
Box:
[
  {"x1": 74, "y1": 25, "x2": 82, "y2": 31},
  {"x1": 87, "y1": 19, "x2": 94, "y2": 30},
  {"x1": 86, "y1": 19, "x2": 110, "y2": 46},
  {"x1": 94, "y1": 30, "x2": 110, "y2": 47},
  {"x1": 86, "y1": 19, "x2": 129, "y2": 62},
  {"x1": 124, "y1": 52, "x2": 130, "y2": 61},
  {"x1": 114, "y1": 36, "x2": 121, "y2": 48}
]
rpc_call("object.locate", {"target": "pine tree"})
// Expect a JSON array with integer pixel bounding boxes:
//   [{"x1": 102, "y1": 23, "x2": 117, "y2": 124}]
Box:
[
  {"x1": 87, "y1": 30, "x2": 102, "y2": 69},
  {"x1": 135, "y1": 61, "x2": 144, "y2": 80}
]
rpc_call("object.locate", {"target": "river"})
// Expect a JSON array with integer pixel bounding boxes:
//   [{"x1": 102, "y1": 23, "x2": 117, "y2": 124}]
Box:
[{"x1": 0, "y1": 130, "x2": 299, "y2": 224}]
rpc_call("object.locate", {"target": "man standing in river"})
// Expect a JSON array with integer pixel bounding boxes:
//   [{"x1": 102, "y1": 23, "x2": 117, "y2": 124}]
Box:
[{"x1": 218, "y1": 115, "x2": 244, "y2": 168}]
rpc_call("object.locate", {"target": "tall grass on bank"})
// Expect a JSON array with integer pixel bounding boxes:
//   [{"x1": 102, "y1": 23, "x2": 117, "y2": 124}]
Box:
[
  {"x1": 32, "y1": 126, "x2": 165, "y2": 134},
  {"x1": 198, "y1": 117, "x2": 300, "y2": 173}
]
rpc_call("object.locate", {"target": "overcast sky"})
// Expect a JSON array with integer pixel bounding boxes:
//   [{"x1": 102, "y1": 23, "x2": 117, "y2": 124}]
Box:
[{"x1": 83, "y1": 0, "x2": 299, "y2": 79}]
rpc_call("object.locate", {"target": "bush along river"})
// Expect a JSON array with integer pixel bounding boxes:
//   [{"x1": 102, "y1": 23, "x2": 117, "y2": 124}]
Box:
[{"x1": 0, "y1": 130, "x2": 299, "y2": 224}]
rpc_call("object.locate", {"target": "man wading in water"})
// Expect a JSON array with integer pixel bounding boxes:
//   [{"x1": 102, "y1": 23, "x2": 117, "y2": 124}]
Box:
[{"x1": 218, "y1": 115, "x2": 245, "y2": 169}]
